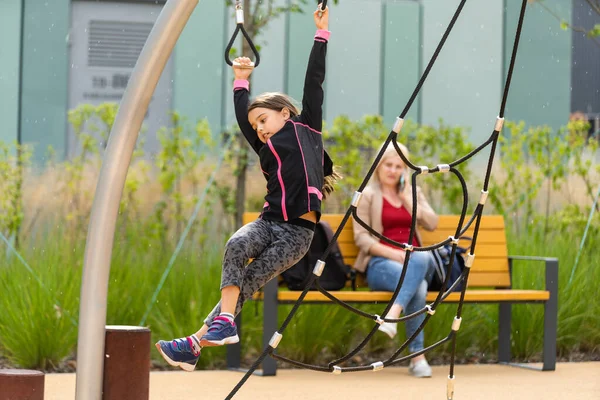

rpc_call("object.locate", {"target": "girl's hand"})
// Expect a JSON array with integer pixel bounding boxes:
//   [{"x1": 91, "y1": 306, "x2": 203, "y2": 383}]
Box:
[
  {"x1": 232, "y1": 57, "x2": 254, "y2": 80},
  {"x1": 314, "y1": 4, "x2": 329, "y2": 31}
]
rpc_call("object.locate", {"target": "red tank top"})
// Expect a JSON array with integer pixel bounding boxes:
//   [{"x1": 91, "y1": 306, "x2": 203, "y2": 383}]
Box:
[{"x1": 380, "y1": 197, "x2": 419, "y2": 247}]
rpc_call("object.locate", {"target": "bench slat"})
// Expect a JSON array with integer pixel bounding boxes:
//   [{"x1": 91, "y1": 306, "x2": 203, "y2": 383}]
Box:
[
  {"x1": 337, "y1": 243, "x2": 508, "y2": 259},
  {"x1": 253, "y1": 289, "x2": 549, "y2": 303},
  {"x1": 352, "y1": 271, "x2": 511, "y2": 288},
  {"x1": 300, "y1": 214, "x2": 506, "y2": 230},
  {"x1": 342, "y1": 257, "x2": 510, "y2": 273},
  {"x1": 335, "y1": 229, "x2": 507, "y2": 244}
]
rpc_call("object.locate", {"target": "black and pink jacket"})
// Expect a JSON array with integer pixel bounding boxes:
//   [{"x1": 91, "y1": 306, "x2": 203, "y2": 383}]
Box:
[{"x1": 233, "y1": 29, "x2": 333, "y2": 225}]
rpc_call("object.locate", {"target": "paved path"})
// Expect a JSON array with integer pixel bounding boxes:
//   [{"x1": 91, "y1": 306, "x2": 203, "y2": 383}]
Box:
[{"x1": 45, "y1": 362, "x2": 599, "y2": 399}]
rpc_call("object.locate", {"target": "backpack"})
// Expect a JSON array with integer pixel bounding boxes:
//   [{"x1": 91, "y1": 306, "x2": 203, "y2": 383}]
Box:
[
  {"x1": 282, "y1": 220, "x2": 354, "y2": 291},
  {"x1": 429, "y1": 238, "x2": 472, "y2": 293}
]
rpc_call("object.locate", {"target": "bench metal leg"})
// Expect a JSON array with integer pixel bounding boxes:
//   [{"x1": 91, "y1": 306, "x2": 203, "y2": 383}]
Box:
[
  {"x1": 226, "y1": 314, "x2": 242, "y2": 370},
  {"x1": 543, "y1": 259, "x2": 558, "y2": 371},
  {"x1": 261, "y1": 277, "x2": 278, "y2": 376},
  {"x1": 498, "y1": 302, "x2": 512, "y2": 363}
]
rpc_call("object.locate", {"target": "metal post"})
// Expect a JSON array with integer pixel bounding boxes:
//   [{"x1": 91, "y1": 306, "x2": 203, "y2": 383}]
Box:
[
  {"x1": 262, "y1": 277, "x2": 279, "y2": 375},
  {"x1": 543, "y1": 258, "x2": 558, "y2": 371},
  {"x1": 498, "y1": 258, "x2": 512, "y2": 363},
  {"x1": 75, "y1": 1, "x2": 199, "y2": 399}
]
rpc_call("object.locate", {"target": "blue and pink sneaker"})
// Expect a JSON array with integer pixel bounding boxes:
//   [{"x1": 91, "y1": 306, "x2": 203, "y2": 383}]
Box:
[
  {"x1": 200, "y1": 316, "x2": 240, "y2": 347},
  {"x1": 155, "y1": 336, "x2": 201, "y2": 372}
]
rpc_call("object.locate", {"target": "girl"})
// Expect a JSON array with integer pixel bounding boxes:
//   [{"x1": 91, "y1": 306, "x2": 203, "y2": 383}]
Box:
[
  {"x1": 353, "y1": 142, "x2": 438, "y2": 377},
  {"x1": 156, "y1": 4, "x2": 335, "y2": 372}
]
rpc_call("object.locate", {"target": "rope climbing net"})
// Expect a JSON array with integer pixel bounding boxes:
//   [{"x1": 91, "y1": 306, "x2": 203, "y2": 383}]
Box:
[{"x1": 224, "y1": 0, "x2": 529, "y2": 398}]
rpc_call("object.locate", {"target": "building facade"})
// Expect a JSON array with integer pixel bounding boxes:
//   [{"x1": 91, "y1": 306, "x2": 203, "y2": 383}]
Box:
[{"x1": 0, "y1": 0, "x2": 596, "y2": 163}]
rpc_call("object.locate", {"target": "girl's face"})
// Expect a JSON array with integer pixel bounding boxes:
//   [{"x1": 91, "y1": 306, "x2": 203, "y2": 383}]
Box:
[
  {"x1": 248, "y1": 107, "x2": 290, "y2": 143},
  {"x1": 377, "y1": 154, "x2": 405, "y2": 189}
]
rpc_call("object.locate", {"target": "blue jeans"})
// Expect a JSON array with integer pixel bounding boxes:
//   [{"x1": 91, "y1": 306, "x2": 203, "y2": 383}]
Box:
[{"x1": 366, "y1": 251, "x2": 435, "y2": 352}]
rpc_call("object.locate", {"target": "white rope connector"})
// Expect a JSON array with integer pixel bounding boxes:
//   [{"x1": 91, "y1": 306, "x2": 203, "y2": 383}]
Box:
[
  {"x1": 465, "y1": 254, "x2": 475, "y2": 268},
  {"x1": 351, "y1": 191, "x2": 362, "y2": 207},
  {"x1": 374, "y1": 315, "x2": 385, "y2": 325},
  {"x1": 495, "y1": 116, "x2": 504, "y2": 132},
  {"x1": 438, "y1": 164, "x2": 451, "y2": 173},
  {"x1": 235, "y1": 8, "x2": 244, "y2": 24},
  {"x1": 449, "y1": 236, "x2": 459, "y2": 245},
  {"x1": 426, "y1": 305, "x2": 436, "y2": 315},
  {"x1": 392, "y1": 117, "x2": 404, "y2": 134},
  {"x1": 313, "y1": 260, "x2": 326, "y2": 276},
  {"x1": 451, "y1": 317, "x2": 462, "y2": 332},
  {"x1": 269, "y1": 332, "x2": 283, "y2": 348},
  {"x1": 479, "y1": 190, "x2": 489, "y2": 205},
  {"x1": 419, "y1": 166, "x2": 429, "y2": 175},
  {"x1": 404, "y1": 244, "x2": 414, "y2": 252},
  {"x1": 447, "y1": 376, "x2": 456, "y2": 400},
  {"x1": 332, "y1": 366, "x2": 342, "y2": 375},
  {"x1": 371, "y1": 361, "x2": 384, "y2": 371}
]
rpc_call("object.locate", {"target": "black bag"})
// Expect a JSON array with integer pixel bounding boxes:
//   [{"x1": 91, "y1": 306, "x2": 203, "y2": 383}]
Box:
[
  {"x1": 429, "y1": 239, "x2": 471, "y2": 292},
  {"x1": 282, "y1": 220, "x2": 354, "y2": 291}
]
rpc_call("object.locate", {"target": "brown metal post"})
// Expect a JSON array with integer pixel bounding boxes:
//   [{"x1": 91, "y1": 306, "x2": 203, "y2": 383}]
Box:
[
  {"x1": 102, "y1": 326, "x2": 151, "y2": 400},
  {"x1": 0, "y1": 369, "x2": 44, "y2": 400}
]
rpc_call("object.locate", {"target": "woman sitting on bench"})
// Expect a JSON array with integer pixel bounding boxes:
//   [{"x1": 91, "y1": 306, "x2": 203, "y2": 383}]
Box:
[{"x1": 353, "y1": 142, "x2": 438, "y2": 378}]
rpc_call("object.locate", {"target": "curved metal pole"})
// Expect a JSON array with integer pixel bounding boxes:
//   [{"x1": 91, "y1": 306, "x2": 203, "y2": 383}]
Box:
[{"x1": 75, "y1": 1, "x2": 199, "y2": 399}]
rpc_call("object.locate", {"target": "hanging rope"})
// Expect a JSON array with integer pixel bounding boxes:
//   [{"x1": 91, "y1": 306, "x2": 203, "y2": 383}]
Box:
[
  {"x1": 568, "y1": 184, "x2": 600, "y2": 286},
  {"x1": 224, "y1": 1, "x2": 261, "y2": 68},
  {"x1": 226, "y1": 0, "x2": 529, "y2": 398}
]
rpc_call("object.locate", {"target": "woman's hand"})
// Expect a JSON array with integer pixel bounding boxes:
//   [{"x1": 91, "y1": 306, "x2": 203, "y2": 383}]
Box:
[
  {"x1": 232, "y1": 57, "x2": 254, "y2": 80},
  {"x1": 314, "y1": 4, "x2": 329, "y2": 31},
  {"x1": 390, "y1": 248, "x2": 406, "y2": 264}
]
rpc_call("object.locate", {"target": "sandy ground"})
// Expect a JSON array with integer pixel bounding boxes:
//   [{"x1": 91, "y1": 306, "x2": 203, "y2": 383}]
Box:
[{"x1": 43, "y1": 362, "x2": 600, "y2": 400}]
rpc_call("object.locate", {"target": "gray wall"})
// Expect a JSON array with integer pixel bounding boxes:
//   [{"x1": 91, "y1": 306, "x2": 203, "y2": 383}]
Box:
[
  {"x1": 1, "y1": 0, "x2": 583, "y2": 162},
  {"x1": 173, "y1": 1, "x2": 227, "y2": 133},
  {"x1": 503, "y1": 0, "x2": 572, "y2": 129},
  {"x1": 381, "y1": 1, "x2": 422, "y2": 125},
  {"x1": 20, "y1": 0, "x2": 71, "y2": 162},
  {"x1": 421, "y1": 0, "x2": 503, "y2": 145},
  {"x1": 0, "y1": 0, "x2": 22, "y2": 144}
]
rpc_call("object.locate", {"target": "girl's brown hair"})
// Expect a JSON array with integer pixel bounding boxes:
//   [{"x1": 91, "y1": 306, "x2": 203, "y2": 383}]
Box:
[{"x1": 248, "y1": 92, "x2": 300, "y2": 117}]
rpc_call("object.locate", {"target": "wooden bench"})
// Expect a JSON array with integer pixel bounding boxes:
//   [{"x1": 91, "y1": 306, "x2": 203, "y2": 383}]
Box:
[{"x1": 226, "y1": 212, "x2": 558, "y2": 375}]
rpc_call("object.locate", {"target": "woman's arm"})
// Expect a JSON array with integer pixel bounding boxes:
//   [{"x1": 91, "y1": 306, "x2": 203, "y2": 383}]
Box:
[
  {"x1": 298, "y1": 6, "x2": 329, "y2": 131},
  {"x1": 232, "y1": 58, "x2": 263, "y2": 154}
]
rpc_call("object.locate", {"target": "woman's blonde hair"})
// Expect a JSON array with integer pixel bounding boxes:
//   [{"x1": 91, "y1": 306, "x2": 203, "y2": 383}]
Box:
[
  {"x1": 371, "y1": 141, "x2": 411, "y2": 192},
  {"x1": 248, "y1": 92, "x2": 300, "y2": 117}
]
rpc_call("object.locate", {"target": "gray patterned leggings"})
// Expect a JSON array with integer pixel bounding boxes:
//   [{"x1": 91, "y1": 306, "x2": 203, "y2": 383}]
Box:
[{"x1": 204, "y1": 218, "x2": 314, "y2": 324}]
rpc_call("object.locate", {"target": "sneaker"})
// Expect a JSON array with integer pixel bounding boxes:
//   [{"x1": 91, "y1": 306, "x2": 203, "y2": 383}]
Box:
[
  {"x1": 199, "y1": 316, "x2": 240, "y2": 347},
  {"x1": 155, "y1": 336, "x2": 201, "y2": 372},
  {"x1": 378, "y1": 322, "x2": 398, "y2": 339},
  {"x1": 409, "y1": 358, "x2": 432, "y2": 378}
]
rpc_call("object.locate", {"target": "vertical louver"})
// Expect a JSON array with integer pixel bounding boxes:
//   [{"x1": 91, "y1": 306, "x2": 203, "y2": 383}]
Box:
[{"x1": 87, "y1": 20, "x2": 153, "y2": 68}]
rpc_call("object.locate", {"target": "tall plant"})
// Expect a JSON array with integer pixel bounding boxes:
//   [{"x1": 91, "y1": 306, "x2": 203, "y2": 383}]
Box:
[
  {"x1": 0, "y1": 141, "x2": 32, "y2": 249},
  {"x1": 154, "y1": 112, "x2": 215, "y2": 243}
]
